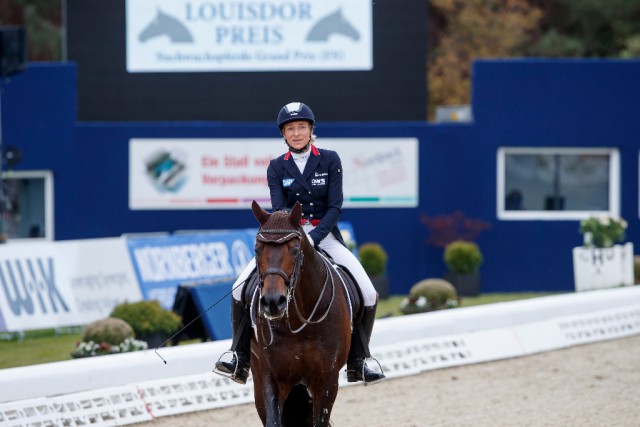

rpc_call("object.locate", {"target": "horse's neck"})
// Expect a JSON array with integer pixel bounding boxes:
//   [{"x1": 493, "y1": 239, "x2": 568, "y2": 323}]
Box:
[{"x1": 296, "y1": 245, "x2": 329, "y2": 305}]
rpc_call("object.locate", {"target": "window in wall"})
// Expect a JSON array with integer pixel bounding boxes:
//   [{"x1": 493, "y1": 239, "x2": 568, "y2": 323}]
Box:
[
  {"x1": 0, "y1": 170, "x2": 54, "y2": 241},
  {"x1": 497, "y1": 148, "x2": 619, "y2": 220}
]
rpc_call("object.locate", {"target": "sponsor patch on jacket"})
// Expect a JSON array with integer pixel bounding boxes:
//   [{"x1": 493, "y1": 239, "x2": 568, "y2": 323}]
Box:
[
  {"x1": 311, "y1": 178, "x2": 326, "y2": 186},
  {"x1": 282, "y1": 178, "x2": 294, "y2": 187}
]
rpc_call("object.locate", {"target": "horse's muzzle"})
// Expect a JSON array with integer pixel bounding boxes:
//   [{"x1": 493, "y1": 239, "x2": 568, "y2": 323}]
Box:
[{"x1": 260, "y1": 292, "x2": 287, "y2": 320}]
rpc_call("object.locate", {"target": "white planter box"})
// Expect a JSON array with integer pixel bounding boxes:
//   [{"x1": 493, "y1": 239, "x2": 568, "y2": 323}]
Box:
[{"x1": 572, "y1": 242, "x2": 635, "y2": 292}]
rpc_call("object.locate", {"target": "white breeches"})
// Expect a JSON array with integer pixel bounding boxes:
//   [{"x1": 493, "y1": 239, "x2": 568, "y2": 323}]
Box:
[{"x1": 232, "y1": 224, "x2": 378, "y2": 307}]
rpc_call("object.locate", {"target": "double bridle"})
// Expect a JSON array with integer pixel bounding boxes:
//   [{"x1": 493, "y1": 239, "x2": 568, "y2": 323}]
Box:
[{"x1": 255, "y1": 227, "x2": 336, "y2": 337}]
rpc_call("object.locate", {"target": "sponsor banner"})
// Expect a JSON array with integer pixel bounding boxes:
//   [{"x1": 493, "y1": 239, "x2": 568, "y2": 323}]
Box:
[
  {"x1": 0, "y1": 239, "x2": 142, "y2": 332},
  {"x1": 126, "y1": 0, "x2": 372, "y2": 72},
  {"x1": 125, "y1": 232, "x2": 255, "y2": 309},
  {"x1": 129, "y1": 138, "x2": 418, "y2": 210}
]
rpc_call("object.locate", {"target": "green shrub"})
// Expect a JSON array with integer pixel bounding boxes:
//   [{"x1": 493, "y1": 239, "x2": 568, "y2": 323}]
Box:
[
  {"x1": 110, "y1": 300, "x2": 182, "y2": 337},
  {"x1": 81, "y1": 317, "x2": 135, "y2": 345},
  {"x1": 444, "y1": 240, "x2": 483, "y2": 274},
  {"x1": 634, "y1": 256, "x2": 640, "y2": 284},
  {"x1": 400, "y1": 278, "x2": 459, "y2": 314},
  {"x1": 359, "y1": 242, "x2": 388, "y2": 277}
]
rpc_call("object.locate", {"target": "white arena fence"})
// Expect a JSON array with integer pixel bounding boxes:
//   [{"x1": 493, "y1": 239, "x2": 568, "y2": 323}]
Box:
[{"x1": 0, "y1": 286, "x2": 639, "y2": 426}]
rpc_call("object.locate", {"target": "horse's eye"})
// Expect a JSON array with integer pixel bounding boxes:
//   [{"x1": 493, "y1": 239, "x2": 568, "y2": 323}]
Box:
[
  {"x1": 290, "y1": 247, "x2": 300, "y2": 256},
  {"x1": 255, "y1": 247, "x2": 262, "y2": 256}
]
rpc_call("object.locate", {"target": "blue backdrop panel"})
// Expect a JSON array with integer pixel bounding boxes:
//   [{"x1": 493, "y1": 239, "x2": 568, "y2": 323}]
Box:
[{"x1": 189, "y1": 283, "x2": 233, "y2": 341}]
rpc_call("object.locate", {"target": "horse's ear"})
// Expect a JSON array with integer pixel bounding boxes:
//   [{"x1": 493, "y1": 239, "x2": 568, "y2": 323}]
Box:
[
  {"x1": 290, "y1": 202, "x2": 302, "y2": 227},
  {"x1": 252, "y1": 200, "x2": 270, "y2": 226}
]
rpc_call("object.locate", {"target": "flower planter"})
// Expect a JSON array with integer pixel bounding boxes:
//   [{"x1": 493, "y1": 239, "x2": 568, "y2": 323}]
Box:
[
  {"x1": 572, "y1": 243, "x2": 634, "y2": 292},
  {"x1": 371, "y1": 276, "x2": 389, "y2": 300},
  {"x1": 444, "y1": 272, "x2": 480, "y2": 297},
  {"x1": 138, "y1": 332, "x2": 172, "y2": 349}
]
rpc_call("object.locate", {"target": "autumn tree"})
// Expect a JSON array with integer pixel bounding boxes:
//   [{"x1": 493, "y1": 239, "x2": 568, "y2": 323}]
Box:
[{"x1": 427, "y1": 0, "x2": 543, "y2": 119}]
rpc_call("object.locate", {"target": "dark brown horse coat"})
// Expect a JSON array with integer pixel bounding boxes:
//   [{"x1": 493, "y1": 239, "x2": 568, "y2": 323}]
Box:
[{"x1": 250, "y1": 201, "x2": 352, "y2": 427}]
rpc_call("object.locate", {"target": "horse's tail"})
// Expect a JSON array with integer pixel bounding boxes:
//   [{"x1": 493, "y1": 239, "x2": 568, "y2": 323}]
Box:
[{"x1": 282, "y1": 384, "x2": 313, "y2": 427}]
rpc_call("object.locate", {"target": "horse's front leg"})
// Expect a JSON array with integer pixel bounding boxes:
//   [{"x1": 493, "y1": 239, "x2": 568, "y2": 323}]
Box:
[
  {"x1": 310, "y1": 375, "x2": 339, "y2": 427},
  {"x1": 260, "y1": 376, "x2": 287, "y2": 427}
]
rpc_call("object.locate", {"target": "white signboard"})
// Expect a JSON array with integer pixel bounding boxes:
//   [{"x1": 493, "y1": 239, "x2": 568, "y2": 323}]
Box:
[
  {"x1": 126, "y1": 0, "x2": 372, "y2": 72},
  {"x1": 129, "y1": 138, "x2": 419, "y2": 209},
  {"x1": 0, "y1": 239, "x2": 142, "y2": 331}
]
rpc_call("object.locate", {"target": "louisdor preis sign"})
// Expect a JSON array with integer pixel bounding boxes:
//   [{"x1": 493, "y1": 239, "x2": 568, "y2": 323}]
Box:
[{"x1": 126, "y1": 0, "x2": 373, "y2": 72}]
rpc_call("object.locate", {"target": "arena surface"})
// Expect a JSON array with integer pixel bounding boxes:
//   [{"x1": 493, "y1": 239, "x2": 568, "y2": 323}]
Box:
[{"x1": 138, "y1": 334, "x2": 640, "y2": 427}]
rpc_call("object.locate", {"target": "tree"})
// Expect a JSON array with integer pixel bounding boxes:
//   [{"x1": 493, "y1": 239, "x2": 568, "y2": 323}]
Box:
[
  {"x1": 0, "y1": 0, "x2": 62, "y2": 61},
  {"x1": 427, "y1": 0, "x2": 543, "y2": 119},
  {"x1": 528, "y1": 0, "x2": 640, "y2": 58}
]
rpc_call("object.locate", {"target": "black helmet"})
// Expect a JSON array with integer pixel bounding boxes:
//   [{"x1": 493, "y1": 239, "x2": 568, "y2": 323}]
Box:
[{"x1": 277, "y1": 102, "x2": 315, "y2": 130}]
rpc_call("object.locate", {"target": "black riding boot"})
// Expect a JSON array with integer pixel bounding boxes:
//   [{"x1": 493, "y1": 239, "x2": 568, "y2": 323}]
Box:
[
  {"x1": 346, "y1": 303, "x2": 386, "y2": 384},
  {"x1": 215, "y1": 299, "x2": 251, "y2": 384}
]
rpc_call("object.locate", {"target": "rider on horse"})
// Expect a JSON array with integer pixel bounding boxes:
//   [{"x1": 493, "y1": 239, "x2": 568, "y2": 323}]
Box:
[{"x1": 215, "y1": 102, "x2": 385, "y2": 385}]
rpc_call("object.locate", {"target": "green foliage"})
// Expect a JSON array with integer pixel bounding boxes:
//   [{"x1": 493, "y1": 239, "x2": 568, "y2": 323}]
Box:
[
  {"x1": 400, "y1": 278, "x2": 459, "y2": 314},
  {"x1": 444, "y1": 240, "x2": 483, "y2": 274},
  {"x1": 530, "y1": 0, "x2": 640, "y2": 58},
  {"x1": 410, "y1": 278, "x2": 458, "y2": 306},
  {"x1": 634, "y1": 256, "x2": 640, "y2": 284},
  {"x1": 358, "y1": 242, "x2": 388, "y2": 277},
  {"x1": 110, "y1": 300, "x2": 182, "y2": 337},
  {"x1": 81, "y1": 318, "x2": 135, "y2": 346},
  {"x1": 0, "y1": 0, "x2": 63, "y2": 61},
  {"x1": 579, "y1": 216, "x2": 627, "y2": 248}
]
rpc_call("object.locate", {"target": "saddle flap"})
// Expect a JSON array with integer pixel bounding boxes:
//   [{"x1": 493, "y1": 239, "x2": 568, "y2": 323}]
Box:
[{"x1": 333, "y1": 264, "x2": 364, "y2": 322}]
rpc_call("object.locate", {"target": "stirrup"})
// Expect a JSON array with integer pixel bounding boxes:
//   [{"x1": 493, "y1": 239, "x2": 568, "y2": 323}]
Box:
[
  {"x1": 348, "y1": 356, "x2": 385, "y2": 386},
  {"x1": 213, "y1": 350, "x2": 250, "y2": 384}
]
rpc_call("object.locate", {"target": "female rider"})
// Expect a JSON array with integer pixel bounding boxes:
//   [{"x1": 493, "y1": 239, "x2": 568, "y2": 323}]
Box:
[{"x1": 215, "y1": 102, "x2": 385, "y2": 385}]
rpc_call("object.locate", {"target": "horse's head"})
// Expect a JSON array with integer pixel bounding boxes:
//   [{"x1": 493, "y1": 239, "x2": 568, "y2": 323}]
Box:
[
  {"x1": 252, "y1": 200, "x2": 306, "y2": 320},
  {"x1": 306, "y1": 9, "x2": 360, "y2": 42},
  {"x1": 139, "y1": 9, "x2": 194, "y2": 43}
]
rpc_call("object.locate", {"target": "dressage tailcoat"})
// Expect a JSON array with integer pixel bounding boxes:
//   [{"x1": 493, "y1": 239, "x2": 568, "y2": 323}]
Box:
[{"x1": 267, "y1": 145, "x2": 345, "y2": 246}]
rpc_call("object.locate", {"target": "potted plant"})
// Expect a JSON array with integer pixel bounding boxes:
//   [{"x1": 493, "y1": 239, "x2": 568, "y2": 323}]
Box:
[
  {"x1": 71, "y1": 317, "x2": 148, "y2": 358},
  {"x1": 579, "y1": 215, "x2": 627, "y2": 248},
  {"x1": 358, "y1": 242, "x2": 389, "y2": 299},
  {"x1": 399, "y1": 278, "x2": 459, "y2": 315},
  {"x1": 443, "y1": 240, "x2": 483, "y2": 297},
  {"x1": 573, "y1": 215, "x2": 634, "y2": 291},
  {"x1": 110, "y1": 300, "x2": 182, "y2": 348}
]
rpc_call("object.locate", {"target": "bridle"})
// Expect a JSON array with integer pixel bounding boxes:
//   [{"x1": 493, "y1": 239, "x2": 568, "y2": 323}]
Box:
[
  {"x1": 255, "y1": 226, "x2": 336, "y2": 338},
  {"x1": 256, "y1": 228, "x2": 304, "y2": 291}
]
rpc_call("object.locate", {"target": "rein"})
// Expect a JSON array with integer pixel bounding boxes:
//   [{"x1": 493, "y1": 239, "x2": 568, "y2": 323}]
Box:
[{"x1": 256, "y1": 227, "x2": 336, "y2": 339}]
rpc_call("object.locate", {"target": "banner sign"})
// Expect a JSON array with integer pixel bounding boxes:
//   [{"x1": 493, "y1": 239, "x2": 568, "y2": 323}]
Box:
[
  {"x1": 125, "y1": 231, "x2": 255, "y2": 309},
  {"x1": 126, "y1": 0, "x2": 373, "y2": 72},
  {"x1": 129, "y1": 138, "x2": 419, "y2": 210},
  {"x1": 0, "y1": 239, "x2": 142, "y2": 332}
]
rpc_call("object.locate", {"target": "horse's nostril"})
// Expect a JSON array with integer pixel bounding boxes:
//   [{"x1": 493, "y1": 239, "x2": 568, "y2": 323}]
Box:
[{"x1": 277, "y1": 295, "x2": 287, "y2": 307}]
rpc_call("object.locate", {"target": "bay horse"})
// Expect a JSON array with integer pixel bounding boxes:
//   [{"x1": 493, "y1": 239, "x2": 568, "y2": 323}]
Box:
[{"x1": 249, "y1": 200, "x2": 352, "y2": 426}]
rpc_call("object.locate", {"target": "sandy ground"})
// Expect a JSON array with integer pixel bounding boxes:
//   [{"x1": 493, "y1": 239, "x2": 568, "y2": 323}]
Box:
[{"x1": 139, "y1": 334, "x2": 640, "y2": 426}]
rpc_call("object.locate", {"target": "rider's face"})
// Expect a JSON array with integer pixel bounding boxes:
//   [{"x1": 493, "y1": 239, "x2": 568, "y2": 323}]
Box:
[{"x1": 282, "y1": 121, "x2": 312, "y2": 151}]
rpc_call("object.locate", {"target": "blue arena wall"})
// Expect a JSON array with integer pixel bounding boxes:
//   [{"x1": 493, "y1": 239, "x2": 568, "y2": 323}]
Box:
[{"x1": 2, "y1": 60, "x2": 639, "y2": 295}]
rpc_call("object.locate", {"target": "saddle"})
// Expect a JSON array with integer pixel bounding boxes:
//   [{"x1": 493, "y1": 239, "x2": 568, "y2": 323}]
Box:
[{"x1": 241, "y1": 249, "x2": 364, "y2": 325}]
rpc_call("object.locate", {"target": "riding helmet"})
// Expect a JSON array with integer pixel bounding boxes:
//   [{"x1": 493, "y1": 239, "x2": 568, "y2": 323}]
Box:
[{"x1": 277, "y1": 102, "x2": 315, "y2": 130}]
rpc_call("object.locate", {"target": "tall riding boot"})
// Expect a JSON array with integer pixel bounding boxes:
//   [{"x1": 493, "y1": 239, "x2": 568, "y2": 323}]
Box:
[
  {"x1": 346, "y1": 303, "x2": 386, "y2": 384},
  {"x1": 215, "y1": 299, "x2": 251, "y2": 384}
]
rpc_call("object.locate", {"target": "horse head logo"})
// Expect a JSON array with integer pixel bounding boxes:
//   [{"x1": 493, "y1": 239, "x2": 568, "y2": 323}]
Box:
[
  {"x1": 306, "y1": 9, "x2": 360, "y2": 42},
  {"x1": 139, "y1": 9, "x2": 194, "y2": 43}
]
